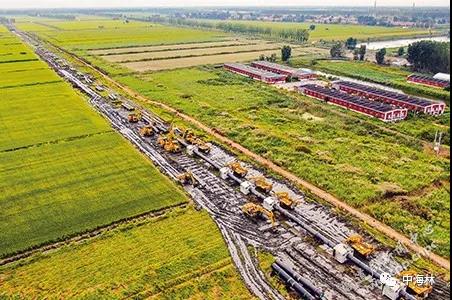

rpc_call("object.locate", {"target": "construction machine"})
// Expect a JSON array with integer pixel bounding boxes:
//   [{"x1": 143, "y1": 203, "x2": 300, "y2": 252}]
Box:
[
  {"x1": 177, "y1": 172, "x2": 198, "y2": 186},
  {"x1": 345, "y1": 234, "x2": 376, "y2": 258},
  {"x1": 128, "y1": 112, "x2": 141, "y2": 123},
  {"x1": 275, "y1": 192, "x2": 300, "y2": 209},
  {"x1": 251, "y1": 176, "x2": 273, "y2": 194},
  {"x1": 227, "y1": 162, "x2": 248, "y2": 178},
  {"x1": 139, "y1": 126, "x2": 154, "y2": 137},
  {"x1": 157, "y1": 128, "x2": 182, "y2": 153},
  {"x1": 182, "y1": 129, "x2": 197, "y2": 144},
  {"x1": 242, "y1": 203, "x2": 276, "y2": 226},
  {"x1": 195, "y1": 139, "x2": 211, "y2": 154},
  {"x1": 397, "y1": 270, "x2": 433, "y2": 299}
]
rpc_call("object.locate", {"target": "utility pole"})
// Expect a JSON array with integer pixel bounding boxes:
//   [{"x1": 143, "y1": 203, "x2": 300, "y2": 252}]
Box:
[{"x1": 433, "y1": 131, "x2": 443, "y2": 155}]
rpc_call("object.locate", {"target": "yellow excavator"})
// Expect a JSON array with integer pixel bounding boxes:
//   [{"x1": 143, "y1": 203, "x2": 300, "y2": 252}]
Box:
[
  {"x1": 275, "y1": 192, "x2": 300, "y2": 209},
  {"x1": 139, "y1": 126, "x2": 154, "y2": 137},
  {"x1": 182, "y1": 129, "x2": 197, "y2": 144},
  {"x1": 227, "y1": 162, "x2": 248, "y2": 178},
  {"x1": 251, "y1": 176, "x2": 273, "y2": 194},
  {"x1": 177, "y1": 172, "x2": 198, "y2": 186},
  {"x1": 158, "y1": 128, "x2": 181, "y2": 153},
  {"x1": 182, "y1": 129, "x2": 211, "y2": 154},
  {"x1": 242, "y1": 203, "x2": 275, "y2": 226},
  {"x1": 128, "y1": 111, "x2": 141, "y2": 123},
  {"x1": 345, "y1": 234, "x2": 376, "y2": 258},
  {"x1": 397, "y1": 270, "x2": 433, "y2": 299}
]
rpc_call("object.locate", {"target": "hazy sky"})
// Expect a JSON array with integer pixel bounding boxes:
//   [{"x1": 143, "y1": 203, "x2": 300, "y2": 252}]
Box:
[{"x1": 0, "y1": 0, "x2": 450, "y2": 9}]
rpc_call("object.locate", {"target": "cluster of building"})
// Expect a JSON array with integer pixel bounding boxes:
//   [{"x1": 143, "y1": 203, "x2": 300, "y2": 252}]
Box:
[
  {"x1": 224, "y1": 61, "x2": 446, "y2": 122},
  {"x1": 224, "y1": 62, "x2": 316, "y2": 84}
]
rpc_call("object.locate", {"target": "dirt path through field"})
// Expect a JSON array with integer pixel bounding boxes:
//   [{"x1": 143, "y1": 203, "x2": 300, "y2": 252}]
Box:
[{"x1": 57, "y1": 44, "x2": 450, "y2": 271}]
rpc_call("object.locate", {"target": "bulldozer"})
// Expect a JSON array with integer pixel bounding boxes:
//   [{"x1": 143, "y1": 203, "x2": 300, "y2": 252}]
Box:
[
  {"x1": 345, "y1": 234, "x2": 376, "y2": 258},
  {"x1": 275, "y1": 192, "x2": 300, "y2": 209},
  {"x1": 251, "y1": 176, "x2": 273, "y2": 194},
  {"x1": 227, "y1": 162, "x2": 248, "y2": 178},
  {"x1": 139, "y1": 126, "x2": 154, "y2": 137},
  {"x1": 177, "y1": 172, "x2": 198, "y2": 186},
  {"x1": 128, "y1": 112, "x2": 141, "y2": 123},
  {"x1": 397, "y1": 270, "x2": 433, "y2": 299},
  {"x1": 242, "y1": 203, "x2": 276, "y2": 226}
]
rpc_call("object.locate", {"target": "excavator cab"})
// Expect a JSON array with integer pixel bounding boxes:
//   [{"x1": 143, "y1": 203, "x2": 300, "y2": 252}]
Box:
[
  {"x1": 227, "y1": 162, "x2": 248, "y2": 178},
  {"x1": 345, "y1": 234, "x2": 375, "y2": 258},
  {"x1": 242, "y1": 203, "x2": 276, "y2": 226},
  {"x1": 397, "y1": 270, "x2": 433, "y2": 299},
  {"x1": 139, "y1": 126, "x2": 154, "y2": 137},
  {"x1": 275, "y1": 192, "x2": 300, "y2": 209},
  {"x1": 251, "y1": 177, "x2": 273, "y2": 194},
  {"x1": 177, "y1": 172, "x2": 198, "y2": 186}
]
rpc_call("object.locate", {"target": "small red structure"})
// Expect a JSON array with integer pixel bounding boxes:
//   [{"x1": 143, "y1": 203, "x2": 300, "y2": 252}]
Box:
[
  {"x1": 224, "y1": 63, "x2": 287, "y2": 84},
  {"x1": 251, "y1": 61, "x2": 317, "y2": 80},
  {"x1": 299, "y1": 84, "x2": 408, "y2": 122},
  {"x1": 407, "y1": 74, "x2": 449, "y2": 89},
  {"x1": 334, "y1": 81, "x2": 446, "y2": 116}
]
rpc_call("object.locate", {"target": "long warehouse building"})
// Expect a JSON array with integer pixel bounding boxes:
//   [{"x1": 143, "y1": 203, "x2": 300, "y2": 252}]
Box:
[
  {"x1": 407, "y1": 74, "x2": 450, "y2": 89},
  {"x1": 224, "y1": 63, "x2": 287, "y2": 84},
  {"x1": 251, "y1": 61, "x2": 317, "y2": 79},
  {"x1": 333, "y1": 81, "x2": 446, "y2": 115},
  {"x1": 300, "y1": 84, "x2": 408, "y2": 122}
]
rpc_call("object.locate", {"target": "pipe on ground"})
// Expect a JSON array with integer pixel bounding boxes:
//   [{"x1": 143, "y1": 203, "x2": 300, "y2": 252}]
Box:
[
  {"x1": 271, "y1": 263, "x2": 317, "y2": 300},
  {"x1": 276, "y1": 260, "x2": 324, "y2": 298}
]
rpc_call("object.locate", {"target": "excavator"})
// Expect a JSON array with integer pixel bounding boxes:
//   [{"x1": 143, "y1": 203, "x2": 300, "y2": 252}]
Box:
[
  {"x1": 242, "y1": 203, "x2": 276, "y2": 226},
  {"x1": 397, "y1": 270, "x2": 433, "y2": 299},
  {"x1": 227, "y1": 162, "x2": 248, "y2": 178},
  {"x1": 182, "y1": 129, "x2": 197, "y2": 144},
  {"x1": 177, "y1": 172, "x2": 198, "y2": 186},
  {"x1": 158, "y1": 128, "x2": 181, "y2": 153},
  {"x1": 275, "y1": 192, "x2": 300, "y2": 209},
  {"x1": 128, "y1": 112, "x2": 141, "y2": 123},
  {"x1": 182, "y1": 129, "x2": 212, "y2": 154},
  {"x1": 251, "y1": 176, "x2": 273, "y2": 194},
  {"x1": 139, "y1": 126, "x2": 154, "y2": 137},
  {"x1": 345, "y1": 234, "x2": 376, "y2": 258}
]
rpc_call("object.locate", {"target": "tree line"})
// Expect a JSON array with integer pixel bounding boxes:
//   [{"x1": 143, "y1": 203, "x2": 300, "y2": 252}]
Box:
[{"x1": 145, "y1": 16, "x2": 311, "y2": 42}]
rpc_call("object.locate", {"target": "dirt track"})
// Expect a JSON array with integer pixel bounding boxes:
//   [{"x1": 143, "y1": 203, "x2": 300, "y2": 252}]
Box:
[{"x1": 56, "y1": 43, "x2": 450, "y2": 272}]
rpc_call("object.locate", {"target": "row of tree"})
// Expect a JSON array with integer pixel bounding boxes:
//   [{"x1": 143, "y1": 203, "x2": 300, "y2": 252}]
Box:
[{"x1": 145, "y1": 16, "x2": 312, "y2": 42}]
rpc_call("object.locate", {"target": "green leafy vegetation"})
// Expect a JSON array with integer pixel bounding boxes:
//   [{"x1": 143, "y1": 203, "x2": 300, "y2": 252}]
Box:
[
  {"x1": 0, "y1": 208, "x2": 254, "y2": 299},
  {"x1": 115, "y1": 67, "x2": 450, "y2": 256}
]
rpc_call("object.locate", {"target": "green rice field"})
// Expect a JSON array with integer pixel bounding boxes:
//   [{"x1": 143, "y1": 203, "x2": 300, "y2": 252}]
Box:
[
  {"x1": 16, "y1": 18, "x2": 230, "y2": 50},
  {"x1": 0, "y1": 26, "x2": 188, "y2": 257},
  {"x1": 0, "y1": 208, "x2": 254, "y2": 299}
]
